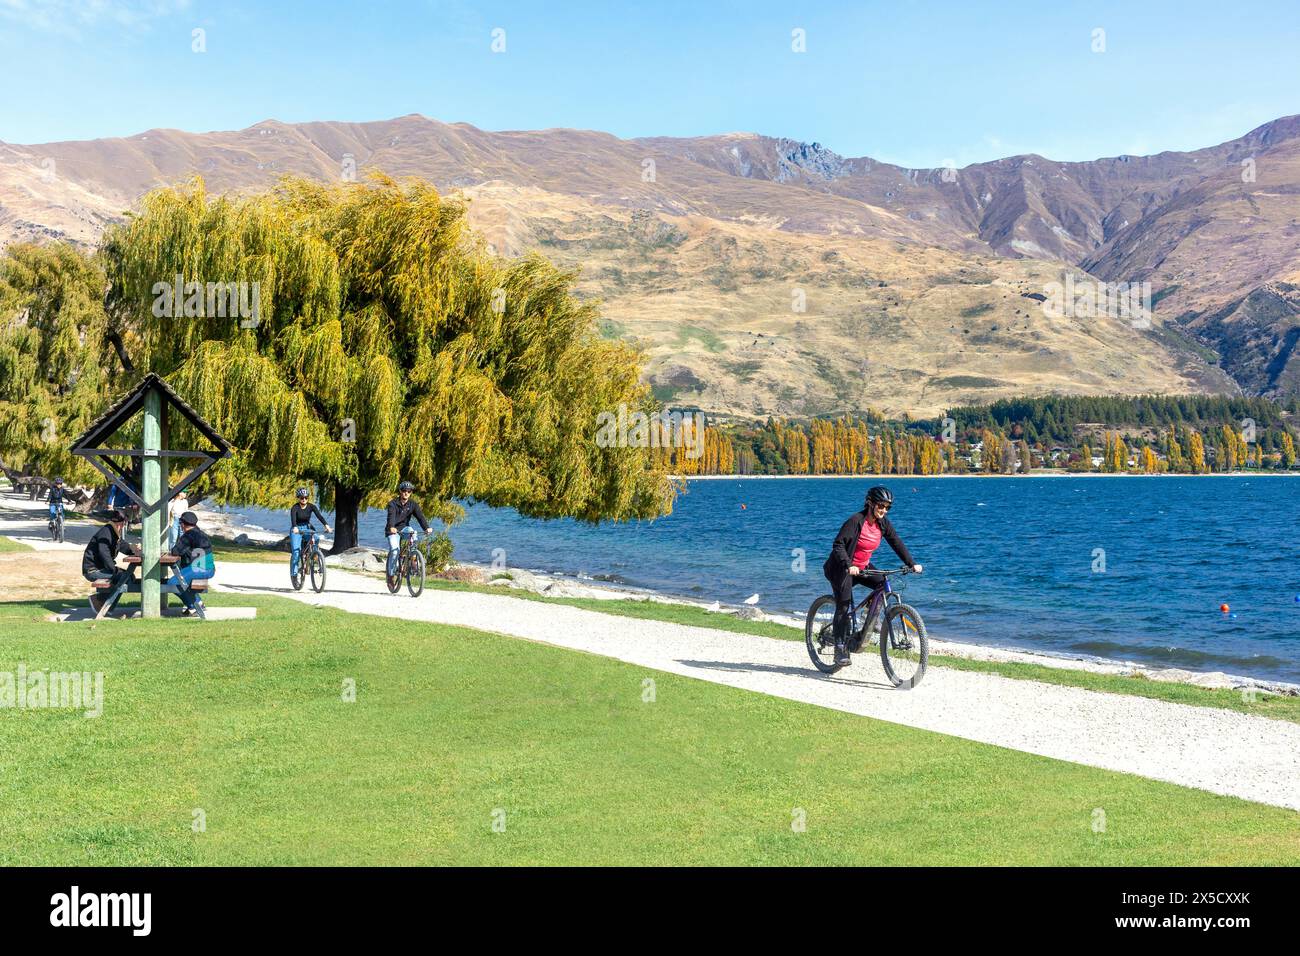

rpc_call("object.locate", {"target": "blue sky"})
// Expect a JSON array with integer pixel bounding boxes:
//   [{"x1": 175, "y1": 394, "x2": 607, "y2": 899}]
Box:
[{"x1": 1, "y1": 0, "x2": 1297, "y2": 166}]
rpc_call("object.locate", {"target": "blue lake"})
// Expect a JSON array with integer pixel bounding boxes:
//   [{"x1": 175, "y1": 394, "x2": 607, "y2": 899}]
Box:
[{"x1": 224, "y1": 476, "x2": 1300, "y2": 682}]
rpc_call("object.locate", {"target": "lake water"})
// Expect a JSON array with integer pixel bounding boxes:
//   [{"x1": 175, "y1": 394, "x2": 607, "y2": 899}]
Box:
[{"x1": 223, "y1": 476, "x2": 1300, "y2": 683}]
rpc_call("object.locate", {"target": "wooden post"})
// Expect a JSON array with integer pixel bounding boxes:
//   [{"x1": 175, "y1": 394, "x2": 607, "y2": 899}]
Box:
[
  {"x1": 160, "y1": 404, "x2": 170, "y2": 613},
  {"x1": 141, "y1": 386, "x2": 162, "y2": 618}
]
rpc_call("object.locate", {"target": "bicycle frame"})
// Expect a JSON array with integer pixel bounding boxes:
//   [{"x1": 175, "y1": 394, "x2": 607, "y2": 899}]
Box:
[
  {"x1": 295, "y1": 527, "x2": 317, "y2": 563},
  {"x1": 852, "y1": 578, "x2": 889, "y2": 630},
  {"x1": 389, "y1": 528, "x2": 418, "y2": 569}
]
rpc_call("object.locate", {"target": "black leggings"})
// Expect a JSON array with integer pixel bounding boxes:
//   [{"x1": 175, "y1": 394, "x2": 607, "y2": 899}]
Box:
[{"x1": 824, "y1": 561, "x2": 884, "y2": 639}]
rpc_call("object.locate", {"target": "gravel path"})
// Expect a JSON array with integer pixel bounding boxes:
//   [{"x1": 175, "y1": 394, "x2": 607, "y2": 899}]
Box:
[{"x1": 211, "y1": 562, "x2": 1300, "y2": 812}]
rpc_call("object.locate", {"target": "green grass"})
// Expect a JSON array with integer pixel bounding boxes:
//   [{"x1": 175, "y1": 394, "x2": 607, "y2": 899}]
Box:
[
  {"x1": 209, "y1": 537, "x2": 289, "y2": 563},
  {"x1": 0, "y1": 535, "x2": 32, "y2": 553},
  {"x1": 421, "y1": 579, "x2": 1300, "y2": 724},
  {"x1": 1, "y1": 593, "x2": 1297, "y2": 865}
]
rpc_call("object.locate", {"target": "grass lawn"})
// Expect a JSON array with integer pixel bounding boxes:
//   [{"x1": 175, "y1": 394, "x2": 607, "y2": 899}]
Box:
[
  {"x1": 210, "y1": 538, "x2": 290, "y2": 563},
  {"x1": 1, "y1": 593, "x2": 1298, "y2": 865},
  {"x1": 0, "y1": 535, "x2": 32, "y2": 553}
]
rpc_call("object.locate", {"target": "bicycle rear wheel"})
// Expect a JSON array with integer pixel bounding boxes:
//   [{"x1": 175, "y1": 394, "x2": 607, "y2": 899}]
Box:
[
  {"x1": 406, "y1": 549, "x2": 425, "y2": 597},
  {"x1": 385, "y1": 550, "x2": 401, "y2": 593},
  {"x1": 804, "y1": 594, "x2": 843, "y2": 674},
  {"x1": 880, "y1": 603, "x2": 928, "y2": 689},
  {"x1": 309, "y1": 548, "x2": 327, "y2": 593},
  {"x1": 290, "y1": 553, "x2": 306, "y2": 590}
]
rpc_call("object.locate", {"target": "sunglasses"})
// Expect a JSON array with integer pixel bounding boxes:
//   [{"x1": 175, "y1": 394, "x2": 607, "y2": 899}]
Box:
[{"x1": 874, "y1": 502, "x2": 891, "y2": 511}]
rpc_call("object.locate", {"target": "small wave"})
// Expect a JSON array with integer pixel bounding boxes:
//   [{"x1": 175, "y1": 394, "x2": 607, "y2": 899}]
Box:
[{"x1": 1067, "y1": 639, "x2": 1294, "y2": 674}]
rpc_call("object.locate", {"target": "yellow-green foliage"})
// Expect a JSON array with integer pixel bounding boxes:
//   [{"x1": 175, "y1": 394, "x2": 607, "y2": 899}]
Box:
[
  {"x1": 0, "y1": 243, "x2": 116, "y2": 484},
  {"x1": 81, "y1": 173, "x2": 675, "y2": 527}
]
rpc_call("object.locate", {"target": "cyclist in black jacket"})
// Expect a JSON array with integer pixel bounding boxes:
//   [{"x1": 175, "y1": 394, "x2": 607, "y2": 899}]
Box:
[
  {"x1": 289, "y1": 487, "x2": 332, "y2": 569},
  {"x1": 823, "y1": 485, "x2": 922, "y2": 666},
  {"x1": 385, "y1": 481, "x2": 430, "y2": 574},
  {"x1": 47, "y1": 478, "x2": 67, "y2": 530}
]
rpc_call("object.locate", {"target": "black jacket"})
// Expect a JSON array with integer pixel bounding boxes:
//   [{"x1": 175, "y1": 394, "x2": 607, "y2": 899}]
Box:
[
  {"x1": 289, "y1": 502, "x2": 328, "y2": 529},
  {"x1": 385, "y1": 497, "x2": 430, "y2": 533},
  {"x1": 170, "y1": 527, "x2": 213, "y2": 569},
  {"x1": 82, "y1": 523, "x2": 134, "y2": 577},
  {"x1": 825, "y1": 510, "x2": 915, "y2": 574}
]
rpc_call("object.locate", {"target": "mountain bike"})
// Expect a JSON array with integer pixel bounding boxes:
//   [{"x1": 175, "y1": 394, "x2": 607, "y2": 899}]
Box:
[
  {"x1": 804, "y1": 567, "x2": 928, "y2": 688},
  {"x1": 385, "y1": 528, "x2": 426, "y2": 597},
  {"x1": 289, "y1": 526, "x2": 327, "y2": 593},
  {"x1": 48, "y1": 504, "x2": 64, "y2": 543}
]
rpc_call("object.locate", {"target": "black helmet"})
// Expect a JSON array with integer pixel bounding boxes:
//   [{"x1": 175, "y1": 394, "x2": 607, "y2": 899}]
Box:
[
  {"x1": 296, "y1": 487, "x2": 309, "y2": 498},
  {"x1": 398, "y1": 480, "x2": 415, "y2": 492},
  {"x1": 54, "y1": 477, "x2": 64, "y2": 484},
  {"x1": 865, "y1": 485, "x2": 893, "y2": 508}
]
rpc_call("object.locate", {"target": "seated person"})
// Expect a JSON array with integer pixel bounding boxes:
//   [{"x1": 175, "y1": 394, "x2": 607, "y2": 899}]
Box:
[
  {"x1": 169, "y1": 511, "x2": 214, "y2": 615},
  {"x1": 82, "y1": 510, "x2": 138, "y2": 615}
]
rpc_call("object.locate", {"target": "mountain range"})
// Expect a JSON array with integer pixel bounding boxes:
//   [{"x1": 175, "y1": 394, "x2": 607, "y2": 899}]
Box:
[{"x1": 3, "y1": 112, "x2": 1299, "y2": 418}]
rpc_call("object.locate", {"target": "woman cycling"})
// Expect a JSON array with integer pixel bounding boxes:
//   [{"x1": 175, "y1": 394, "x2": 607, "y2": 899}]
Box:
[
  {"x1": 289, "y1": 487, "x2": 332, "y2": 571},
  {"x1": 822, "y1": 485, "x2": 922, "y2": 667}
]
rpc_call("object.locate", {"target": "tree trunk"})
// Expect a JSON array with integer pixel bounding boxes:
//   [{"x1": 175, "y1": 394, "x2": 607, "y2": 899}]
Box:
[{"x1": 330, "y1": 484, "x2": 365, "y2": 554}]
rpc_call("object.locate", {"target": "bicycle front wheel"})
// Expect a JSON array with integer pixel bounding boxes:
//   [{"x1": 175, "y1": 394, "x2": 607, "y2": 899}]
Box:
[
  {"x1": 804, "y1": 594, "x2": 843, "y2": 674},
  {"x1": 309, "y1": 548, "x2": 327, "y2": 593},
  {"x1": 406, "y1": 549, "x2": 425, "y2": 597},
  {"x1": 880, "y1": 603, "x2": 928, "y2": 689}
]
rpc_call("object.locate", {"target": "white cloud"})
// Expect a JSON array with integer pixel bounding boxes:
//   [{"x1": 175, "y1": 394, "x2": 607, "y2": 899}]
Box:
[{"x1": 0, "y1": 0, "x2": 191, "y2": 38}]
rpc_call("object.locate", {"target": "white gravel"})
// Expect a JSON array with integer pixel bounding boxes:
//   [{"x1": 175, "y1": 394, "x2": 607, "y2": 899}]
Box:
[{"x1": 210, "y1": 562, "x2": 1300, "y2": 813}]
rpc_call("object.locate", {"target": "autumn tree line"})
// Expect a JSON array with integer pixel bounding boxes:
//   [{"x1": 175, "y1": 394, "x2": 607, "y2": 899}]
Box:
[{"x1": 652, "y1": 395, "x2": 1300, "y2": 476}]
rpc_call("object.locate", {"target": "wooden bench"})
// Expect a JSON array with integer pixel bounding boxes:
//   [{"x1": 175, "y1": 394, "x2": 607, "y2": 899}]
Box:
[
  {"x1": 91, "y1": 578, "x2": 209, "y2": 619},
  {"x1": 90, "y1": 580, "x2": 208, "y2": 591}
]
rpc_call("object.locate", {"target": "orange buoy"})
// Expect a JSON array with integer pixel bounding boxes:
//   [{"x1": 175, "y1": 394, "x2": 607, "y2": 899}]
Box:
[
  {"x1": 1219, "y1": 603, "x2": 1230, "y2": 613},
  {"x1": 740, "y1": 503, "x2": 747, "y2": 510}
]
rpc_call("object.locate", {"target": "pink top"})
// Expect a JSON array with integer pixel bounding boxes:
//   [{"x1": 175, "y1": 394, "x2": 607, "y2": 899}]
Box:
[{"x1": 851, "y1": 519, "x2": 882, "y2": 569}]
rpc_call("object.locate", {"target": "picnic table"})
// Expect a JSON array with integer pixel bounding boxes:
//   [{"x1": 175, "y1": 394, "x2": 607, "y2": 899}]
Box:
[{"x1": 92, "y1": 553, "x2": 207, "y2": 620}]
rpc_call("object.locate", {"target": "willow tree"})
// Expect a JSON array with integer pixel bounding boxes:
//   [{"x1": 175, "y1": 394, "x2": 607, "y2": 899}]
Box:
[
  {"x1": 0, "y1": 242, "x2": 122, "y2": 487},
  {"x1": 99, "y1": 174, "x2": 674, "y2": 550}
]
